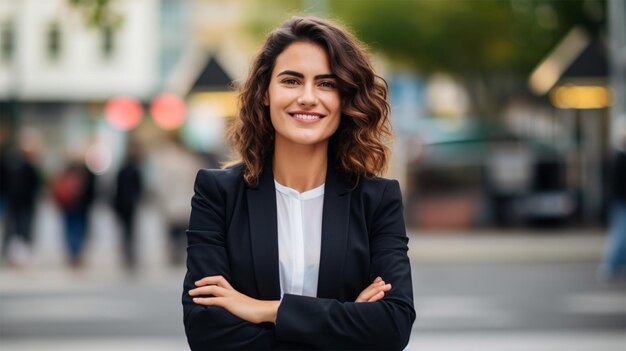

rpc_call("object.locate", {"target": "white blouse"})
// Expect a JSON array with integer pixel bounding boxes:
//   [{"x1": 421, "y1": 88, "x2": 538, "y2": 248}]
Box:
[{"x1": 274, "y1": 179, "x2": 324, "y2": 298}]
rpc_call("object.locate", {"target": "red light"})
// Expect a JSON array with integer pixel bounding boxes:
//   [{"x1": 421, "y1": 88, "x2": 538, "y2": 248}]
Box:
[
  {"x1": 105, "y1": 96, "x2": 143, "y2": 131},
  {"x1": 150, "y1": 93, "x2": 187, "y2": 130}
]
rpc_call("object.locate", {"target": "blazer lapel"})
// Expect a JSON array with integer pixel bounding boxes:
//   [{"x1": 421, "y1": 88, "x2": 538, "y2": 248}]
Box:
[
  {"x1": 246, "y1": 162, "x2": 281, "y2": 300},
  {"x1": 316, "y1": 160, "x2": 352, "y2": 299}
]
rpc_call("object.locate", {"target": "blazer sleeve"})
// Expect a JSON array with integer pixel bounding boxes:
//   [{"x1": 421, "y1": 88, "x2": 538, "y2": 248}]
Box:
[
  {"x1": 182, "y1": 169, "x2": 276, "y2": 350},
  {"x1": 274, "y1": 179, "x2": 416, "y2": 350}
]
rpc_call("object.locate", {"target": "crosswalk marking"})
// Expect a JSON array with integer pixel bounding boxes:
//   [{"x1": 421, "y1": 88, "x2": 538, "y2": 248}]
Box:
[
  {"x1": 2, "y1": 296, "x2": 139, "y2": 321},
  {"x1": 414, "y1": 296, "x2": 518, "y2": 328},
  {"x1": 562, "y1": 292, "x2": 626, "y2": 314}
]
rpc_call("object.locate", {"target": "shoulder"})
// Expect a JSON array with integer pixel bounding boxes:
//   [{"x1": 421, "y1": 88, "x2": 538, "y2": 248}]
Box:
[
  {"x1": 193, "y1": 163, "x2": 245, "y2": 197},
  {"x1": 355, "y1": 177, "x2": 405, "y2": 234},
  {"x1": 358, "y1": 176, "x2": 401, "y2": 199},
  {"x1": 356, "y1": 176, "x2": 403, "y2": 215}
]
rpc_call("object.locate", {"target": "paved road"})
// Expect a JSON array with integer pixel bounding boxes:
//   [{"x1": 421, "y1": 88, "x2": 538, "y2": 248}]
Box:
[
  {"x1": 1, "y1": 260, "x2": 624, "y2": 350},
  {"x1": 1, "y1": 199, "x2": 625, "y2": 350}
]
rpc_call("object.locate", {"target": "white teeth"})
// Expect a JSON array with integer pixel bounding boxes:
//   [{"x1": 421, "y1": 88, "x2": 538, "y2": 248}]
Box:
[{"x1": 293, "y1": 114, "x2": 320, "y2": 120}]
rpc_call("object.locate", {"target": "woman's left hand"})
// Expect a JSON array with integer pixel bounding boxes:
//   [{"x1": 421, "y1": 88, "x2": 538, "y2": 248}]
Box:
[
  {"x1": 189, "y1": 275, "x2": 280, "y2": 324},
  {"x1": 355, "y1": 276, "x2": 392, "y2": 303}
]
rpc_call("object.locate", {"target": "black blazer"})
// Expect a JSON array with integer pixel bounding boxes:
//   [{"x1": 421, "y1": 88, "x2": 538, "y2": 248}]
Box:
[{"x1": 182, "y1": 158, "x2": 415, "y2": 350}]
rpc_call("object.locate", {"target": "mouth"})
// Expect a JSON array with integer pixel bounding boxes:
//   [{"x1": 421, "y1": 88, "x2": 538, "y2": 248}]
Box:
[{"x1": 288, "y1": 111, "x2": 326, "y2": 123}]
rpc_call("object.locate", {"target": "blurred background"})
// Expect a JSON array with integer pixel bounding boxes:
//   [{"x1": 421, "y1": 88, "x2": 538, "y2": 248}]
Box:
[{"x1": 0, "y1": 0, "x2": 625, "y2": 350}]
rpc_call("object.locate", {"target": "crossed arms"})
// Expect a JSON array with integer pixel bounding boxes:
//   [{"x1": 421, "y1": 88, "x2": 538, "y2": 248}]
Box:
[{"x1": 182, "y1": 170, "x2": 415, "y2": 350}]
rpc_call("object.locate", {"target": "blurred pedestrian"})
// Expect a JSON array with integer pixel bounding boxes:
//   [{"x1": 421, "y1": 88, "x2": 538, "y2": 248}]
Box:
[
  {"x1": 52, "y1": 161, "x2": 96, "y2": 268},
  {"x1": 0, "y1": 140, "x2": 9, "y2": 219},
  {"x1": 1, "y1": 144, "x2": 40, "y2": 266},
  {"x1": 601, "y1": 133, "x2": 626, "y2": 281},
  {"x1": 113, "y1": 142, "x2": 143, "y2": 271},
  {"x1": 151, "y1": 136, "x2": 203, "y2": 266}
]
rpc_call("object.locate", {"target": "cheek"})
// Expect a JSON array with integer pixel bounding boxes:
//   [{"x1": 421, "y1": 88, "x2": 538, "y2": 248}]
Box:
[
  {"x1": 327, "y1": 94, "x2": 342, "y2": 115},
  {"x1": 328, "y1": 115, "x2": 341, "y2": 134},
  {"x1": 269, "y1": 108, "x2": 282, "y2": 131}
]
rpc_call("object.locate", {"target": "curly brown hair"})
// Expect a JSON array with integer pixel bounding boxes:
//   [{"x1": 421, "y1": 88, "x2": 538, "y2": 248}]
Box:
[{"x1": 226, "y1": 16, "x2": 392, "y2": 187}]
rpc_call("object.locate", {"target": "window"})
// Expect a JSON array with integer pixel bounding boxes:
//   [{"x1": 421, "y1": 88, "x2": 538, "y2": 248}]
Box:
[
  {"x1": 47, "y1": 21, "x2": 61, "y2": 61},
  {"x1": 101, "y1": 25, "x2": 115, "y2": 60},
  {"x1": 1, "y1": 20, "x2": 14, "y2": 63}
]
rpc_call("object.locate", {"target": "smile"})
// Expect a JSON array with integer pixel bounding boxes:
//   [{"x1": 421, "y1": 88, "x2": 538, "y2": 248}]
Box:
[{"x1": 289, "y1": 112, "x2": 325, "y2": 123}]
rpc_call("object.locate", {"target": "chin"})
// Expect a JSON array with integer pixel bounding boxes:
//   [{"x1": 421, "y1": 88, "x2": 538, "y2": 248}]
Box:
[
  {"x1": 280, "y1": 132, "x2": 327, "y2": 147},
  {"x1": 291, "y1": 137, "x2": 327, "y2": 146}
]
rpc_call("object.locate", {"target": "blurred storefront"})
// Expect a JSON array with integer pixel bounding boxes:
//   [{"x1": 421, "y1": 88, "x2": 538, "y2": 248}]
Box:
[
  {"x1": 0, "y1": 0, "x2": 162, "y2": 182},
  {"x1": 529, "y1": 27, "x2": 612, "y2": 226},
  {"x1": 391, "y1": 27, "x2": 613, "y2": 231},
  {"x1": 0, "y1": 0, "x2": 252, "y2": 185}
]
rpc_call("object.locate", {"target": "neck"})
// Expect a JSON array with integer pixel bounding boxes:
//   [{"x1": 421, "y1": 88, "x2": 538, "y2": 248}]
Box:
[{"x1": 273, "y1": 138, "x2": 328, "y2": 193}]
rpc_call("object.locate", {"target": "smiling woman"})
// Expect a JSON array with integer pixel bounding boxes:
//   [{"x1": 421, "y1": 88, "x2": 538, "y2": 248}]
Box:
[
  {"x1": 267, "y1": 41, "x2": 342, "y2": 154},
  {"x1": 182, "y1": 16, "x2": 415, "y2": 350}
]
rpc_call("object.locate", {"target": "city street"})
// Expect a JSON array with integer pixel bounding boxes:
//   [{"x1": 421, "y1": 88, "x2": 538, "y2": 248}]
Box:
[
  {"x1": 2, "y1": 1, "x2": 625, "y2": 350},
  {"x1": 1, "y1": 199, "x2": 625, "y2": 350},
  {"x1": 2, "y1": 260, "x2": 625, "y2": 350}
]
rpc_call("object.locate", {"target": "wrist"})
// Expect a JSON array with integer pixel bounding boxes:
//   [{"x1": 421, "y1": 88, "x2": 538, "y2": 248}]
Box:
[{"x1": 263, "y1": 300, "x2": 280, "y2": 324}]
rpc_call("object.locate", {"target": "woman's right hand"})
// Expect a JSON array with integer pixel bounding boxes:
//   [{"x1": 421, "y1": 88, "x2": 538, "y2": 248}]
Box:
[{"x1": 355, "y1": 276, "x2": 392, "y2": 303}]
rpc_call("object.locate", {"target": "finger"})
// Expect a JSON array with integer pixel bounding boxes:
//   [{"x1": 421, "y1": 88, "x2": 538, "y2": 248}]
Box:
[
  {"x1": 195, "y1": 275, "x2": 233, "y2": 289},
  {"x1": 374, "y1": 276, "x2": 382, "y2": 283},
  {"x1": 358, "y1": 282, "x2": 393, "y2": 302},
  {"x1": 195, "y1": 276, "x2": 230, "y2": 288},
  {"x1": 192, "y1": 296, "x2": 226, "y2": 306},
  {"x1": 195, "y1": 276, "x2": 221, "y2": 286},
  {"x1": 365, "y1": 280, "x2": 386, "y2": 292},
  {"x1": 367, "y1": 291, "x2": 385, "y2": 302},
  {"x1": 356, "y1": 281, "x2": 387, "y2": 302},
  {"x1": 357, "y1": 285, "x2": 381, "y2": 301},
  {"x1": 215, "y1": 275, "x2": 233, "y2": 289},
  {"x1": 189, "y1": 285, "x2": 229, "y2": 297}
]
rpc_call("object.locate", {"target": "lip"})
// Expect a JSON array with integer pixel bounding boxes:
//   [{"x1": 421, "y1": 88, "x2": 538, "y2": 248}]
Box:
[{"x1": 288, "y1": 111, "x2": 326, "y2": 124}]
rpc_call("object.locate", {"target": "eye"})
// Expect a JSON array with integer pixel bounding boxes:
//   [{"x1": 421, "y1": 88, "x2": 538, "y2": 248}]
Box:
[
  {"x1": 319, "y1": 81, "x2": 336, "y2": 89},
  {"x1": 281, "y1": 78, "x2": 299, "y2": 85}
]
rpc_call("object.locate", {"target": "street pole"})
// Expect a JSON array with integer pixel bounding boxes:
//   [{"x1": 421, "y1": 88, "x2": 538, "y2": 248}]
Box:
[
  {"x1": 609, "y1": 0, "x2": 626, "y2": 148},
  {"x1": 6, "y1": 0, "x2": 20, "y2": 146}
]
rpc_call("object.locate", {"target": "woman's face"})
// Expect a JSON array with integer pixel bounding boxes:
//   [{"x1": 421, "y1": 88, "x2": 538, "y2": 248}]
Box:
[{"x1": 265, "y1": 41, "x2": 341, "y2": 148}]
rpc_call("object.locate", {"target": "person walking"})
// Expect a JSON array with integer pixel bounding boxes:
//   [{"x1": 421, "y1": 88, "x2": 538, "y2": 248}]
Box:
[
  {"x1": 53, "y1": 161, "x2": 96, "y2": 268},
  {"x1": 151, "y1": 136, "x2": 204, "y2": 266},
  {"x1": 113, "y1": 143, "x2": 143, "y2": 271},
  {"x1": 1, "y1": 144, "x2": 40, "y2": 266},
  {"x1": 602, "y1": 133, "x2": 626, "y2": 280}
]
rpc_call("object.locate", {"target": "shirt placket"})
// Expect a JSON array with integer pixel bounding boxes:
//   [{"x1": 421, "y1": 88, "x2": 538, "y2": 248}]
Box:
[{"x1": 289, "y1": 194, "x2": 305, "y2": 295}]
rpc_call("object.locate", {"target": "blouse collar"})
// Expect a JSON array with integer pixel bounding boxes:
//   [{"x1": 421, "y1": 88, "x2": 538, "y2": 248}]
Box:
[{"x1": 274, "y1": 179, "x2": 325, "y2": 200}]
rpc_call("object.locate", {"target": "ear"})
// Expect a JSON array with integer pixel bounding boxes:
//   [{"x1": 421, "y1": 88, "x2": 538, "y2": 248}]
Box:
[{"x1": 263, "y1": 93, "x2": 269, "y2": 106}]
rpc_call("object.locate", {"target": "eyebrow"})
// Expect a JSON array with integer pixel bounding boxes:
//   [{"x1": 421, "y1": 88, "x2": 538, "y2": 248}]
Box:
[{"x1": 276, "y1": 70, "x2": 337, "y2": 80}]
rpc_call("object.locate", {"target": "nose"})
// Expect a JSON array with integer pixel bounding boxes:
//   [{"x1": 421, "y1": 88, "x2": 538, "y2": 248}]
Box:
[{"x1": 297, "y1": 83, "x2": 318, "y2": 107}]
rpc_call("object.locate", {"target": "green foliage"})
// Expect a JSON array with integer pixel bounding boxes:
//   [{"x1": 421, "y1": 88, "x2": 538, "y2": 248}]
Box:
[
  {"x1": 243, "y1": 0, "x2": 306, "y2": 41},
  {"x1": 66, "y1": 0, "x2": 123, "y2": 30},
  {"x1": 330, "y1": 0, "x2": 605, "y2": 75}
]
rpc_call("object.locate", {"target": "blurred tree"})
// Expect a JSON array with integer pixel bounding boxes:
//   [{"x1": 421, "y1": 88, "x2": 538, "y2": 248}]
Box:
[
  {"x1": 66, "y1": 0, "x2": 123, "y2": 30},
  {"x1": 332, "y1": 0, "x2": 604, "y2": 73}
]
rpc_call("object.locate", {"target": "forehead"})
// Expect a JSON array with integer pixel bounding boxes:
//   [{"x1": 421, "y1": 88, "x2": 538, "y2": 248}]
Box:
[{"x1": 272, "y1": 41, "x2": 332, "y2": 75}]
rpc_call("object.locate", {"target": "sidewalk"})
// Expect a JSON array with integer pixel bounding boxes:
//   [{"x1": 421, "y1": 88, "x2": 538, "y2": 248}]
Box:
[
  {"x1": 0, "y1": 197, "x2": 608, "y2": 292},
  {"x1": 2, "y1": 331, "x2": 625, "y2": 351},
  {"x1": 408, "y1": 229, "x2": 606, "y2": 263},
  {"x1": 0, "y1": 230, "x2": 606, "y2": 294}
]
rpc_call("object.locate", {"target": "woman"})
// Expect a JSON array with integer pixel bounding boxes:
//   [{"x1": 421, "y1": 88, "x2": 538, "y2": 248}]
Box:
[{"x1": 183, "y1": 16, "x2": 415, "y2": 350}]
